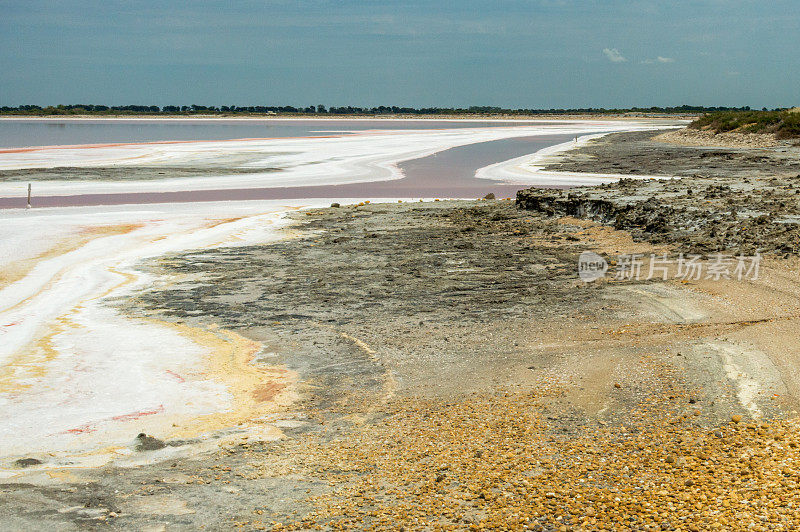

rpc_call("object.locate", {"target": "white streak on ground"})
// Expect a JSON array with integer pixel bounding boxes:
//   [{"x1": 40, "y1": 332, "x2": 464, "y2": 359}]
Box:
[{"x1": 475, "y1": 127, "x2": 684, "y2": 185}]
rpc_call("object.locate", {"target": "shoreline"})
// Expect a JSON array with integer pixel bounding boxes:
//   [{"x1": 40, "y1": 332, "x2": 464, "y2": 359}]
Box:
[{"x1": 475, "y1": 130, "x2": 680, "y2": 185}]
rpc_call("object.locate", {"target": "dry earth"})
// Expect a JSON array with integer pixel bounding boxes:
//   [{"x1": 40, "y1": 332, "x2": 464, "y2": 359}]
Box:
[{"x1": 543, "y1": 129, "x2": 800, "y2": 180}]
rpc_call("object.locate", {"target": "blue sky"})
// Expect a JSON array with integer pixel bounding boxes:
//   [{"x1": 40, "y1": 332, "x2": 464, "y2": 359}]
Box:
[{"x1": 0, "y1": 0, "x2": 797, "y2": 108}]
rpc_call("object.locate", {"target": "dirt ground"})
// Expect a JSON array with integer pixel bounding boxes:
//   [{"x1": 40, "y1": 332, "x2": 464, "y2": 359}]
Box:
[{"x1": 3, "y1": 130, "x2": 800, "y2": 531}]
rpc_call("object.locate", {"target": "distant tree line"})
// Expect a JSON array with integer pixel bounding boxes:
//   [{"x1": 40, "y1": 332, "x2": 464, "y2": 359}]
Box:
[{"x1": 0, "y1": 104, "x2": 773, "y2": 117}]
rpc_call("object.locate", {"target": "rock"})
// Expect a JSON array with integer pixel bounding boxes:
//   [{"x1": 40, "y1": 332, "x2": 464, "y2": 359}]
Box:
[
  {"x1": 330, "y1": 202, "x2": 340, "y2": 208},
  {"x1": 14, "y1": 457, "x2": 42, "y2": 468},
  {"x1": 135, "y1": 433, "x2": 167, "y2": 451},
  {"x1": 731, "y1": 415, "x2": 743, "y2": 424},
  {"x1": 483, "y1": 193, "x2": 495, "y2": 200},
  {"x1": 665, "y1": 454, "x2": 676, "y2": 464},
  {"x1": 614, "y1": 383, "x2": 622, "y2": 389},
  {"x1": 515, "y1": 171, "x2": 800, "y2": 255}
]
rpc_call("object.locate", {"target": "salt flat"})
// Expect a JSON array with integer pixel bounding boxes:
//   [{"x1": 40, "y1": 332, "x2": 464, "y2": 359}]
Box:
[
  {"x1": 0, "y1": 120, "x2": 674, "y2": 198},
  {"x1": 0, "y1": 200, "x2": 327, "y2": 471}
]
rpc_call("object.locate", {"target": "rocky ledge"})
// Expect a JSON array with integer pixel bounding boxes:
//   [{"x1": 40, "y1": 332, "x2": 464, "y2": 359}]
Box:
[{"x1": 517, "y1": 176, "x2": 800, "y2": 255}]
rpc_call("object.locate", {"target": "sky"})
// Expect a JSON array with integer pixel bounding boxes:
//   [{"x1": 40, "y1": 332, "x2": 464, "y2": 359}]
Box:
[{"x1": 0, "y1": 0, "x2": 797, "y2": 109}]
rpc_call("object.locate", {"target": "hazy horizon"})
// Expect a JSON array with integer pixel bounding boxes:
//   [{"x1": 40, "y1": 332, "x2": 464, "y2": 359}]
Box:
[{"x1": 1, "y1": 0, "x2": 797, "y2": 109}]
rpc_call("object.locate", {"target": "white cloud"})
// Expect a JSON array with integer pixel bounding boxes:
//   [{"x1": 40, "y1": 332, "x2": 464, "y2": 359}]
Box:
[
  {"x1": 602, "y1": 48, "x2": 627, "y2": 63},
  {"x1": 641, "y1": 56, "x2": 676, "y2": 64}
]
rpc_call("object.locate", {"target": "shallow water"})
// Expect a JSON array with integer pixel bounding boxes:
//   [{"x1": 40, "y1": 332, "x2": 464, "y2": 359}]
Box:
[
  {"x1": 0, "y1": 134, "x2": 577, "y2": 208},
  {"x1": 0, "y1": 118, "x2": 555, "y2": 149}
]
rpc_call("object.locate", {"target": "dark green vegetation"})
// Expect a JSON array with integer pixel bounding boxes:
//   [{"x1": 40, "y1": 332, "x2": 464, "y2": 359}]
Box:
[
  {"x1": 691, "y1": 109, "x2": 800, "y2": 138},
  {"x1": 1, "y1": 103, "x2": 755, "y2": 117}
]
